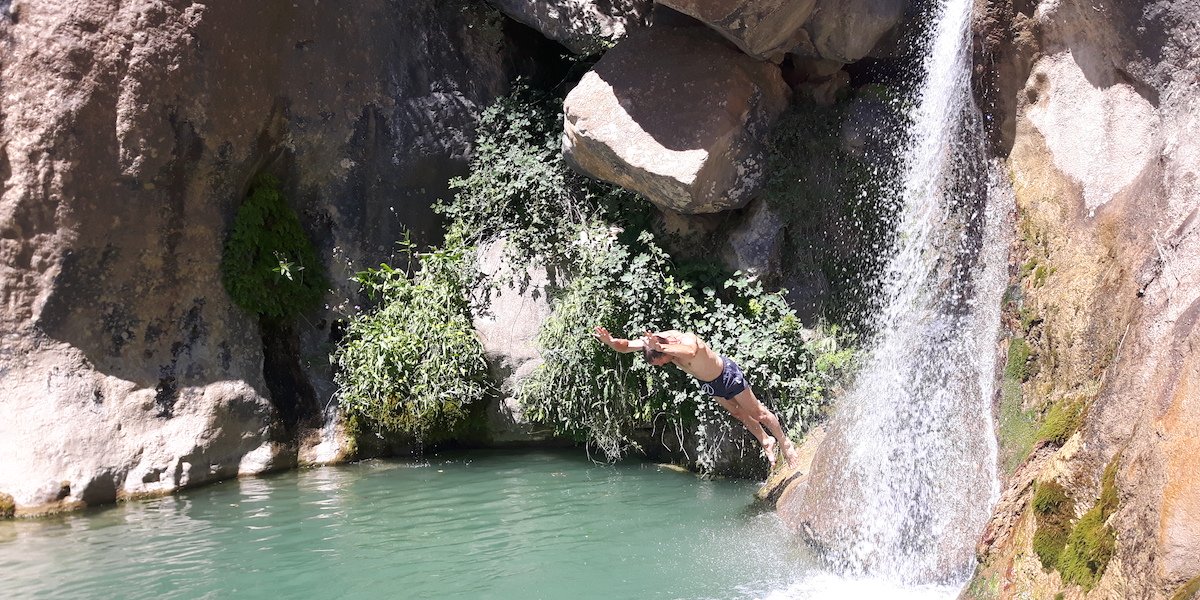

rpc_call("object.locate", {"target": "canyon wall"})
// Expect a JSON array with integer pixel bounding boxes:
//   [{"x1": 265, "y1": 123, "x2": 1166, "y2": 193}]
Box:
[{"x1": 970, "y1": 0, "x2": 1199, "y2": 597}]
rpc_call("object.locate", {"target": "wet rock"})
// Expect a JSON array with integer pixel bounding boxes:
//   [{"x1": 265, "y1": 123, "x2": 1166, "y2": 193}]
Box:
[
  {"x1": 722, "y1": 199, "x2": 785, "y2": 280},
  {"x1": 655, "y1": 0, "x2": 818, "y2": 62},
  {"x1": 563, "y1": 22, "x2": 790, "y2": 214}
]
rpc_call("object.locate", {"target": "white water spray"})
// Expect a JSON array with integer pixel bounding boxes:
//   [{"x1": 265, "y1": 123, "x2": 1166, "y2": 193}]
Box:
[{"x1": 784, "y1": 0, "x2": 1011, "y2": 588}]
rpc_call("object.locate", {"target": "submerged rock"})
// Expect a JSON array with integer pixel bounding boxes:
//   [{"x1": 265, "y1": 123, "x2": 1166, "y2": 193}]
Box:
[{"x1": 563, "y1": 21, "x2": 790, "y2": 214}]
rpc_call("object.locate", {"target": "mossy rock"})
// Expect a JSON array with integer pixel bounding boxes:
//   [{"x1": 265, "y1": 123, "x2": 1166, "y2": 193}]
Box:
[
  {"x1": 221, "y1": 174, "x2": 326, "y2": 320},
  {"x1": 1037, "y1": 397, "x2": 1085, "y2": 446},
  {"x1": 1031, "y1": 481, "x2": 1074, "y2": 569},
  {"x1": 1056, "y1": 455, "x2": 1120, "y2": 590},
  {"x1": 1005, "y1": 338, "x2": 1032, "y2": 382},
  {"x1": 0, "y1": 492, "x2": 15, "y2": 519}
]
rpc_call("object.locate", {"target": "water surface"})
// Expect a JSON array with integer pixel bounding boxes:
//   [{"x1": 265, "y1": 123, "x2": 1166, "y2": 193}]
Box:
[{"x1": 1, "y1": 451, "x2": 821, "y2": 600}]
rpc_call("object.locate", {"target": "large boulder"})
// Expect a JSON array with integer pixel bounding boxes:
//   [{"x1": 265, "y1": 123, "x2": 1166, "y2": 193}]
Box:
[
  {"x1": 489, "y1": 0, "x2": 651, "y2": 54},
  {"x1": 655, "y1": 0, "x2": 818, "y2": 62},
  {"x1": 803, "y1": 0, "x2": 908, "y2": 63},
  {"x1": 562, "y1": 22, "x2": 791, "y2": 214},
  {"x1": 0, "y1": 0, "x2": 522, "y2": 513}
]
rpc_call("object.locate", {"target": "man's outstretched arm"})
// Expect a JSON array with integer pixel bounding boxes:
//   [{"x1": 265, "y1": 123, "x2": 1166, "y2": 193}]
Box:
[{"x1": 592, "y1": 326, "x2": 645, "y2": 353}]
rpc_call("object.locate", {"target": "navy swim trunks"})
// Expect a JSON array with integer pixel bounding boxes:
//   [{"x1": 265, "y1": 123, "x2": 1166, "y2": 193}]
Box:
[{"x1": 699, "y1": 356, "x2": 747, "y2": 399}]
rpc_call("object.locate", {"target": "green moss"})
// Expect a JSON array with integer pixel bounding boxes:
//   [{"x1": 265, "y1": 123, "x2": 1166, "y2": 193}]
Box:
[
  {"x1": 0, "y1": 492, "x2": 14, "y2": 519},
  {"x1": 1031, "y1": 481, "x2": 1074, "y2": 569},
  {"x1": 1005, "y1": 338, "x2": 1032, "y2": 382},
  {"x1": 1033, "y1": 480, "x2": 1069, "y2": 514},
  {"x1": 1057, "y1": 456, "x2": 1120, "y2": 590},
  {"x1": 1037, "y1": 397, "x2": 1086, "y2": 446},
  {"x1": 1171, "y1": 575, "x2": 1200, "y2": 600},
  {"x1": 1019, "y1": 307, "x2": 1041, "y2": 333},
  {"x1": 998, "y1": 380, "x2": 1038, "y2": 476},
  {"x1": 1033, "y1": 264, "x2": 1050, "y2": 288},
  {"x1": 1054, "y1": 593, "x2": 1065, "y2": 600},
  {"x1": 221, "y1": 174, "x2": 326, "y2": 320}
]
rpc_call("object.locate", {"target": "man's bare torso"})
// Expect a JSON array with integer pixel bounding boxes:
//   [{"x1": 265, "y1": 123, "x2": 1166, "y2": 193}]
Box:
[{"x1": 654, "y1": 330, "x2": 724, "y2": 381}]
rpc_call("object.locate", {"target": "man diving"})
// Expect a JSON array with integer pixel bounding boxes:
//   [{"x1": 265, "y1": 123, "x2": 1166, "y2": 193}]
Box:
[{"x1": 592, "y1": 326, "x2": 800, "y2": 468}]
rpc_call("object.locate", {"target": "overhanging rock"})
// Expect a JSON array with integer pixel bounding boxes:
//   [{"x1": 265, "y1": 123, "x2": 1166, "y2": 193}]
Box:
[
  {"x1": 656, "y1": 0, "x2": 818, "y2": 62},
  {"x1": 562, "y1": 23, "x2": 790, "y2": 214}
]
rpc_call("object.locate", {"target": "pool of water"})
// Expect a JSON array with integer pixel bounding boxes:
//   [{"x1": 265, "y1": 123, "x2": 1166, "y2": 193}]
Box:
[{"x1": 0, "y1": 450, "x2": 962, "y2": 599}]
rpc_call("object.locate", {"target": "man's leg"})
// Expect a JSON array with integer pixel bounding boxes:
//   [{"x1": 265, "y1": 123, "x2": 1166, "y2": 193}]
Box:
[
  {"x1": 731, "y1": 387, "x2": 799, "y2": 468},
  {"x1": 715, "y1": 396, "x2": 777, "y2": 465}
]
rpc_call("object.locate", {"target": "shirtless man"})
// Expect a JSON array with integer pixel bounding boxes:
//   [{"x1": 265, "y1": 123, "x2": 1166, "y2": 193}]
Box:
[{"x1": 592, "y1": 326, "x2": 799, "y2": 468}]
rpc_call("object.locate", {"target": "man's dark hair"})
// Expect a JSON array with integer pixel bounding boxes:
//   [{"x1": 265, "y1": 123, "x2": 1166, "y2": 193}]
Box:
[{"x1": 643, "y1": 346, "x2": 665, "y2": 362}]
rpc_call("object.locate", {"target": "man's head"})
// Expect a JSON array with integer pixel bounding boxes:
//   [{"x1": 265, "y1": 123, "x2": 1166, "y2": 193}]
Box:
[{"x1": 642, "y1": 344, "x2": 670, "y2": 366}]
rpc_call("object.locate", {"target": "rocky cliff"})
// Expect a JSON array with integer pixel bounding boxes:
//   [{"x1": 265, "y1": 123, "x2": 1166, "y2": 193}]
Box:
[
  {"x1": 969, "y1": 0, "x2": 1200, "y2": 597},
  {"x1": 0, "y1": 0, "x2": 540, "y2": 514}
]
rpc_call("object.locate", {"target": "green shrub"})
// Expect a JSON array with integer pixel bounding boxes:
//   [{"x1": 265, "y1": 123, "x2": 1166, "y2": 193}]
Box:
[
  {"x1": 221, "y1": 174, "x2": 326, "y2": 320},
  {"x1": 1037, "y1": 397, "x2": 1086, "y2": 446},
  {"x1": 334, "y1": 232, "x2": 489, "y2": 442},
  {"x1": 0, "y1": 492, "x2": 14, "y2": 519},
  {"x1": 1057, "y1": 456, "x2": 1120, "y2": 590},
  {"x1": 1031, "y1": 481, "x2": 1074, "y2": 569}
]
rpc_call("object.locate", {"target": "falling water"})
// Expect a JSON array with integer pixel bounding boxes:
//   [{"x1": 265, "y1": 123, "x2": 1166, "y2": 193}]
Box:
[{"x1": 785, "y1": 0, "x2": 1011, "y2": 588}]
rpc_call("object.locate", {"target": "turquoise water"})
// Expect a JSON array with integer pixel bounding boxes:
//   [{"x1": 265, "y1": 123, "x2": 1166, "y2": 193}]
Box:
[{"x1": 0, "y1": 451, "x2": 822, "y2": 600}]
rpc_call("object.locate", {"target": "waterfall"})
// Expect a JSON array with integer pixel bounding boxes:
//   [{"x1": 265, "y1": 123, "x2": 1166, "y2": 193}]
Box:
[{"x1": 784, "y1": 0, "x2": 1010, "y2": 587}]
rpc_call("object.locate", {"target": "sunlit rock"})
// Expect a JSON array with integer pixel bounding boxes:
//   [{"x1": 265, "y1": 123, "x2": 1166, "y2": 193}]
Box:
[
  {"x1": 471, "y1": 239, "x2": 555, "y2": 444},
  {"x1": 655, "y1": 0, "x2": 818, "y2": 62},
  {"x1": 563, "y1": 22, "x2": 790, "y2": 214},
  {"x1": 489, "y1": 0, "x2": 652, "y2": 54}
]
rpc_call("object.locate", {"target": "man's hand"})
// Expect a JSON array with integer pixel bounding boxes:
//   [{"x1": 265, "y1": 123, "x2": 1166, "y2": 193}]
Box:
[{"x1": 593, "y1": 326, "x2": 630, "y2": 352}]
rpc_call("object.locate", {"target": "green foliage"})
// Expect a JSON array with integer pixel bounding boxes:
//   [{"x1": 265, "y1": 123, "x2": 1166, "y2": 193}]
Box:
[
  {"x1": 1031, "y1": 480, "x2": 1074, "y2": 569},
  {"x1": 519, "y1": 226, "x2": 851, "y2": 467},
  {"x1": 334, "y1": 232, "x2": 489, "y2": 442},
  {"x1": 1005, "y1": 337, "x2": 1032, "y2": 382},
  {"x1": 439, "y1": 85, "x2": 644, "y2": 269},
  {"x1": 1056, "y1": 456, "x2": 1120, "y2": 590},
  {"x1": 0, "y1": 492, "x2": 14, "y2": 519},
  {"x1": 222, "y1": 175, "x2": 326, "y2": 320},
  {"x1": 436, "y1": 87, "x2": 854, "y2": 468},
  {"x1": 1037, "y1": 397, "x2": 1086, "y2": 446}
]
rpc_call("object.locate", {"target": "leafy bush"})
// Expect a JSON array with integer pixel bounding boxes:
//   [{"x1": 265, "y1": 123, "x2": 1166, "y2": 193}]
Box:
[
  {"x1": 222, "y1": 174, "x2": 326, "y2": 320},
  {"x1": 334, "y1": 232, "x2": 489, "y2": 442},
  {"x1": 519, "y1": 226, "x2": 851, "y2": 466}
]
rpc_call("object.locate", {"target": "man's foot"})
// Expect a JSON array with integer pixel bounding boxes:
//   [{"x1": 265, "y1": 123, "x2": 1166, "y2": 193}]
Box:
[{"x1": 762, "y1": 436, "x2": 777, "y2": 467}]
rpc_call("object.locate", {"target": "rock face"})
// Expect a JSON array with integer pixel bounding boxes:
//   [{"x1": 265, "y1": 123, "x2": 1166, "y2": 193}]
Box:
[
  {"x1": 562, "y1": 21, "x2": 790, "y2": 214},
  {"x1": 969, "y1": 0, "x2": 1200, "y2": 597},
  {"x1": 656, "y1": 0, "x2": 818, "y2": 62},
  {"x1": 471, "y1": 240, "x2": 555, "y2": 444},
  {"x1": 489, "y1": 0, "x2": 651, "y2": 54},
  {"x1": 803, "y1": 0, "x2": 907, "y2": 63},
  {"x1": 0, "y1": 0, "x2": 524, "y2": 514}
]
